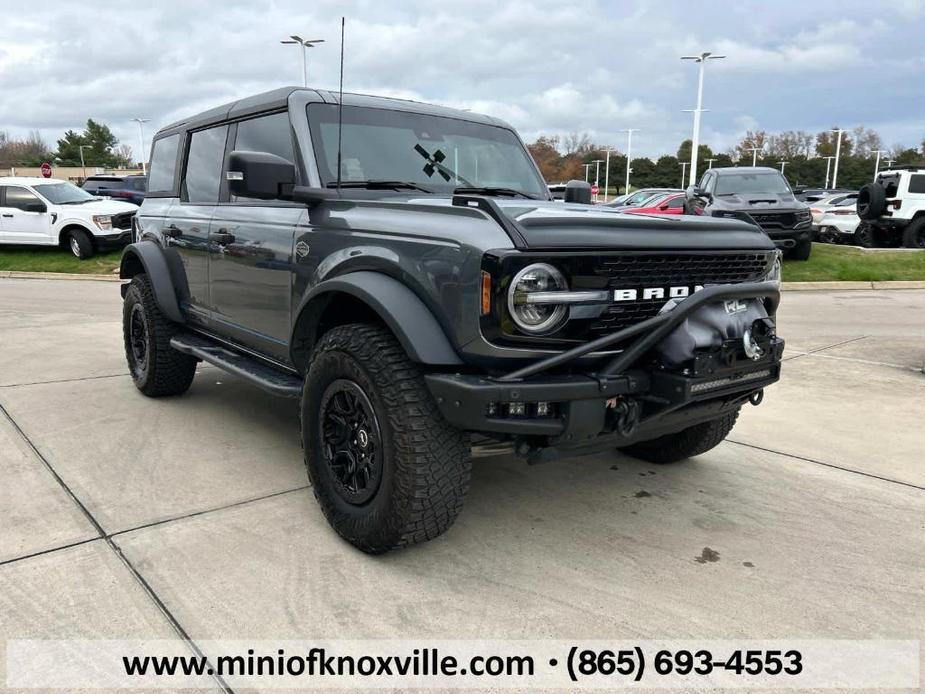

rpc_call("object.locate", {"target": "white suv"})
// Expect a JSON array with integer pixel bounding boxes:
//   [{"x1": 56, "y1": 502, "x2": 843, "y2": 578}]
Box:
[
  {"x1": 0, "y1": 177, "x2": 138, "y2": 259},
  {"x1": 857, "y1": 166, "x2": 925, "y2": 248}
]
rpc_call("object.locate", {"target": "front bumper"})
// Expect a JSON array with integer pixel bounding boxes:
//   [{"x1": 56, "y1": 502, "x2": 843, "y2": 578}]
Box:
[
  {"x1": 94, "y1": 229, "x2": 132, "y2": 250},
  {"x1": 427, "y1": 281, "x2": 783, "y2": 457},
  {"x1": 765, "y1": 226, "x2": 812, "y2": 249}
]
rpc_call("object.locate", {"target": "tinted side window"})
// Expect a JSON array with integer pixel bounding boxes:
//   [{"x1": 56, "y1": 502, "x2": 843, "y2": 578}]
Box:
[
  {"x1": 666, "y1": 196, "x2": 685, "y2": 209},
  {"x1": 4, "y1": 186, "x2": 41, "y2": 210},
  {"x1": 908, "y1": 175, "x2": 925, "y2": 194},
  {"x1": 148, "y1": 134, "x2": 181, "y2": 193},
  {"x1": 185, "y1": 126, "x2": 228, "y2": 204},
  {"x1": 231, "y1": 113, "x2": 294, "y2": 202}
]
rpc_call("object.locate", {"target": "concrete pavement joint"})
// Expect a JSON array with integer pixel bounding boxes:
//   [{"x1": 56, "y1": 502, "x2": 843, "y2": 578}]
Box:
[
  {"x1": 783, "y1": 335, "x2": 868, "y2": 363},
  {"x1": 0, "y1": 401, "x2": 235, "y2": 693},
  {"x1": 727, "y1": 439, "x2": 925, "y2": 492},
  {"x1": 0, "y1": 372, "x2": 130, "y2": 389},
  {"x1": 0, "y1": 537, "x2": 101, "y2": 569}
]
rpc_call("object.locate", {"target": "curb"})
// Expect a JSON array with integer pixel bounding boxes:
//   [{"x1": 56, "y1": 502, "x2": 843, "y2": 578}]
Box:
[
  {"x1": 0, "y1": 271, "x2": 121, "y2": 282},
  {"x1": 782, "y1": 280, "x2": 925, "y2": 291}
]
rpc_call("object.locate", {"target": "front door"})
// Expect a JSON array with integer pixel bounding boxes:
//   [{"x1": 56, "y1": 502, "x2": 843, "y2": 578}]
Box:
[
  {"x1": 0, "y1": 186, "x2": 52, "y2": 244},
  {"x1": 208, "y1": 112, "x2": 301, "y2": 361}
]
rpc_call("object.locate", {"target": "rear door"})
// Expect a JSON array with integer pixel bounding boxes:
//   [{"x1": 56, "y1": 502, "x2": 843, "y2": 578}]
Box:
[
  {"x1": 208, "y1": 111, "x2": 302, "y2": 361},
  {"x1": 167, "y1": 125, "x2": 229, "y2": 328},
  {"x1": 0, "y1": 185, "x2": 53, "y2": 244}
]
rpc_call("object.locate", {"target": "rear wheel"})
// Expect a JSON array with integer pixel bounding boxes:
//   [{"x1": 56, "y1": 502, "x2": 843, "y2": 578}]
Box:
[
  {"x1": 122, "y1": 274, "x2": 197, "y2": 397},
  {"x1": 855, "y1": 221, "x2": 875, "y2": 248},
  {"x1": 620, "y1": 410, "x2": 739, "y2": 465},
  {"x1": 901, "y1": 218, "x2": 925, "y2": 249},
  {"x1": 67, "y1": 228, "x2": 94, "y2": 259},
  {"x1": 788, "y1": 237, "x2": 812, "y2": 261},
  {"x1": 302, "y1": 324, "x2": 471, "y2": 553}
]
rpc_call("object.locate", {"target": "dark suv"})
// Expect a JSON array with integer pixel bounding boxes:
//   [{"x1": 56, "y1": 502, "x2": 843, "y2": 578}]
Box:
[
  {"x1": 82, "y1": 175, "x2": 147, "y2": 205},
  {"x1": 119, "y1": 87, "x2": 784, "y2": 553},
  {"x1": 686, "y1": 167, "x2": 813, "y2": 260}
]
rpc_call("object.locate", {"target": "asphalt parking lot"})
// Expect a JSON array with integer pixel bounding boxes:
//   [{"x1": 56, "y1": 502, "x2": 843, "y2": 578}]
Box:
[{"x1": 1, "y1": 277, "x2": 924, "y2": 690}]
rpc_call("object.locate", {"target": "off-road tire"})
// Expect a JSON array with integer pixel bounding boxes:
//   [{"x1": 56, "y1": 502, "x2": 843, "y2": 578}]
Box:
[
  {"x1": 621, "y1": 409, "x2": 740, "y2": 465},
  {"x1": 302, "y1": 324, "x2": 471, "y2": 554},
  {"x1": 857, "y1": 183, "x2": 886, "y2": 220},
  {"x1": 901, "y1": 217, "x2": 925, "y2": 249},
  {"x1": 122, "y1": 273, "x2": 197, "y2": 397},
  {"x1": 854, "y1": 221, "x2": 874, "y2": 248},
  {"x1": 788, "y1": 237, "x2": 812, "y2": 260},
  {"x1": 67, "y1": 228, "x2": 94, "y2": 259}
]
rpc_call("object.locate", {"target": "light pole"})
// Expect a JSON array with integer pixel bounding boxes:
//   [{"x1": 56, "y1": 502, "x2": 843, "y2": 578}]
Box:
[
  {"x1": 618, "y1": 128, "x2": 638, "y2": 196},
  {"x1": 884, "y1": 158, "x2": 896, "y2": 169},
  {"x1": 131, "y1": 118, "x2": 150, "y2": 174},
  {"x1": 591, "y1": 159, "x2": 605, "y2": 201},
  {"x1": 680, "y1": 161, "x2": 688, "y2": 188},
  {"x1": 778, "y1": 160, "x2": 788, "y2": 175},
  {"x1": 280, "y1": 35, "x2": 325, "y2": 86},
  {"x1": 746, "y1": 146, "x2": 761, "y2": 167},
  {"x1": 705, "y1": 157, "x2": 717, "y2": 169},
  {"x1": 681, "y1": 51, "x2": 725, "y2": 186},
  {"x1": 603, "y1": 149, "x2": 613, "y2": 203},
  {"x1": 583, "y1": 163, "x2": 591, "y2": 182},
  {"x1": 830, "y1": 128, "x2": 845, "y2": 188},
  {"x1": 78, "y1": 144, "x2": 92, "y2": 180},
  {"x1": 822, "y1": 156, "x2": 835, "y2": 188},
  {"x1": 872, "y1": 149, "x2": 885, "y2": 181}
]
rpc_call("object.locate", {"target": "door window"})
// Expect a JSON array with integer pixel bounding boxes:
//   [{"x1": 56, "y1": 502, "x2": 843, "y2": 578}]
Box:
[
  {"x1": 185, "y1": 126, "x2": 229, "y2": 203},
  {"x1": 908, "y1": 175, "x2": 925, "y2": 194},
  {"x1": 148, "y1": 134, "x2": 181, "y2": 194},
  {"x1": 665, "y1": 196, "x2": 685, "y2": 209},
  {"x1": 231, "y1": 113, "x2": 294, "y2": 201},
  {"x1": 4, "y1": 186, "x2": 42, "y2": 211}
]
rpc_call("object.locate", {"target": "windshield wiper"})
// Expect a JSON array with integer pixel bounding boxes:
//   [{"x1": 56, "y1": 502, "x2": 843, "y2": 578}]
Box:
[
  {"x1": 453, "y1": 186, "x2": 538, "y2": 200},
  {"x1": 326, "y1": 180, "x2": 433, "y2": 193}
]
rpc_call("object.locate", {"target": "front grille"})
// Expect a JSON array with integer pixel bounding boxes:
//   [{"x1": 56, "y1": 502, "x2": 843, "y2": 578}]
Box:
[
  {"x1": 111, "y1": 211, "x2": 135, "y2": 230},
  {"x1": 585, "y1": 251, "x2": 772, "y2": 336},
  {"x1": 744, "y1": 211, "x2": 796, "y2": 229}
]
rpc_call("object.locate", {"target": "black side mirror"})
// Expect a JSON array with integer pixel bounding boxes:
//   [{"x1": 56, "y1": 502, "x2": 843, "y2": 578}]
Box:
[
  {"x1": 25, "y1": 201, "x2": 46, "y2": 213},
  {"x1": 226, "y1": 150, "x2": 295, "y2": 200},
  {"x1": 564, "y1": 180, "x2": 592, "y2": 205}
]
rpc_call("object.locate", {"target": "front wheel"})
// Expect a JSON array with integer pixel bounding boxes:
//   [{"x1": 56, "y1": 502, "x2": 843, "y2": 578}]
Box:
[
  {"x1": 67, "y1": 228, "x2": 94, "y2": 259},
  {"x1": 620, "y1": 410, "x2": 740, "y2": 464},
  {"x1": 902, "y1": 218, "x2": 925, "y2": 249},
  {"x1": 302, "y1": 324, "x2": 471, "y2": 554}
]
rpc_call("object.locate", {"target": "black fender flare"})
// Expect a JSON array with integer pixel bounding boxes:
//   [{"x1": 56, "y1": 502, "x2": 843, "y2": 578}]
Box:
[
  {"x1": 119, "y1": 241, "x2": 184, "y2": 324},
  {"x1": 292, "y1": 271, "x2": 462, "y2": 367}
]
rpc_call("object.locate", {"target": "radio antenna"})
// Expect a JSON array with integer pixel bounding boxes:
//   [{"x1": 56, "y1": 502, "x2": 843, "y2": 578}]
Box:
[{"x1": 335, "y1": 16, "x2": 345, "y2": 192}]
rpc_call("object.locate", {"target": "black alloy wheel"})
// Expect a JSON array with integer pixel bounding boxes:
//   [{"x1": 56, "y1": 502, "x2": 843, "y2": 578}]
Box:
[{"x1": 319, "y1": 379, "x2": 383, "y2": 505}]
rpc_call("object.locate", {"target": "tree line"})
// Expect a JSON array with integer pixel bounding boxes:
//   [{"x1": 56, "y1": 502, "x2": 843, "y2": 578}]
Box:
[
  {"x1": 0, "y1": 119, "x2": 133, "y2": 169},
  {"x1": 527, "y1": 127, "x2": 925, "y2": 193}
]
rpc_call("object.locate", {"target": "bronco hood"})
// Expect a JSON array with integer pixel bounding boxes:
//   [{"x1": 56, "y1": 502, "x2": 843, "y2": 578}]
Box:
[{"x1": 480, "y1": 199, "x2": 773, "y2": 250}]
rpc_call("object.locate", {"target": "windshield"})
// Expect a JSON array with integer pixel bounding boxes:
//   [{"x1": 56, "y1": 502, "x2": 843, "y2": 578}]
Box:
[
  {"x1": 715, "y1": 173, "x2": 792, "y2": 196},
  {"x1": 34, "y1": 182, "x2": 96, "y2": 204},
  {"x1": 624, "y1": 190, "x2": 661, "y2": 206},
  {"x1": 307, "y1": 104, "x2": 547, "y2": 197}
]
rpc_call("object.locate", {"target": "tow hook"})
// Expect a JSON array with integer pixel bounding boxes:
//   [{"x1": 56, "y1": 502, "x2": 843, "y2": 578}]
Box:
[
  {"x1": 743, "y1": 317, "x2": 777, "y2": 361},
  {"x1": 612, "y1": 397, "x2": 641, "y2": 437},
  {"x1": 743, "y1": 328, "x2": 764, "y2": 361},
  {"x1": 749, "y1": 389, "x2": 764, "y2": 406}
]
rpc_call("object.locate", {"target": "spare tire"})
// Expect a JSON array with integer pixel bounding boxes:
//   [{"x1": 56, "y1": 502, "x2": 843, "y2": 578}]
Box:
[{"x1": 857, "y1": 183, "x2": 886, "y2": 220}]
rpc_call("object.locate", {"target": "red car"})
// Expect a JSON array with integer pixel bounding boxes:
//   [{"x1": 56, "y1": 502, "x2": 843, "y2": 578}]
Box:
[{"x1": 624, "y1": 192, "x2": 692, "y2": 215}]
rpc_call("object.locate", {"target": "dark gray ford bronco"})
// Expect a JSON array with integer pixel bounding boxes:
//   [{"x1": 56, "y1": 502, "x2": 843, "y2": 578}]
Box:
[{"x1": 120, "y1": 87, "x2": 784, "y2": 553}]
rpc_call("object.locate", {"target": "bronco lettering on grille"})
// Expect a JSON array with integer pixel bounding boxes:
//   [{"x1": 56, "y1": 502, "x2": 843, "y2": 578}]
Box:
[{"x1": 613, "y1": 285, "x2": 704, "y2": 302}]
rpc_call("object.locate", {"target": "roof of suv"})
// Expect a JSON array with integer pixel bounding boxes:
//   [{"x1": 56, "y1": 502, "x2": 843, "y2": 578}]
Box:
[
  {"x1": 0, "y1": 176, "x2": 66, "y2": 186},
  {"x1": 156, "y1": 86, "x2": 510, "y2": 138},
  {"x1": 711, "y1": 166, "x2": 782, "y2": 176}
]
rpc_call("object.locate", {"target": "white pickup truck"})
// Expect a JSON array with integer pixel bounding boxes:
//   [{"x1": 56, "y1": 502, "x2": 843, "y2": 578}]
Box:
[{"x1": 0, "y1": 177, "x2": 138, "y2": 258}]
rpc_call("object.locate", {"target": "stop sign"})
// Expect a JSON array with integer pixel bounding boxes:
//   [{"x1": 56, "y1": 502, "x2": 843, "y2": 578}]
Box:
[
  {"x1": 591, "y1": 184, "x2": 599, "y2": 196},
  {"x1": 40, "y1": 162, "x2": 52, "y2": 178}
]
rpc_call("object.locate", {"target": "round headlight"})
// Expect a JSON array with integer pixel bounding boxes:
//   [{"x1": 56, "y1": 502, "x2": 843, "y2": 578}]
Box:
[{"x1": 507, "y1": 263, "x2": 568, "y2": 335}]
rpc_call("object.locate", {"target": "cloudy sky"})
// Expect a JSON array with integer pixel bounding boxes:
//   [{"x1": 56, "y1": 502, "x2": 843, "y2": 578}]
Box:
[{"x1": 1, "y1": 0, "x2": 923, "y2": 161}]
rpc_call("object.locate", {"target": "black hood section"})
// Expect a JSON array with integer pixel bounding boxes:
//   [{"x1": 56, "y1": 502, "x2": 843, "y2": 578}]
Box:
[
  {"x1": 496, "y1": 200, "x2": 774, "y2": 251},
  {"x1": 711, "y1": 192, "x2": 804, "y2": 210}
]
